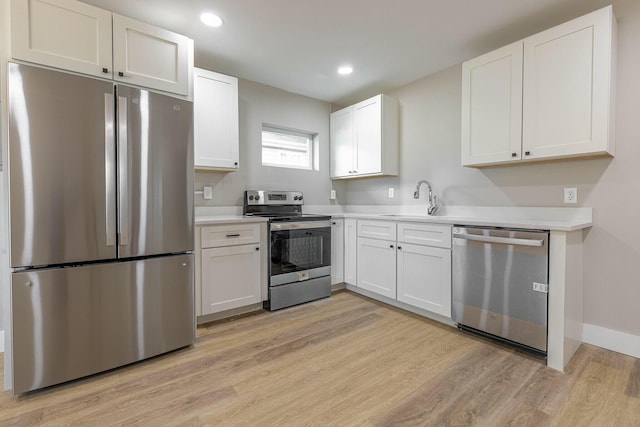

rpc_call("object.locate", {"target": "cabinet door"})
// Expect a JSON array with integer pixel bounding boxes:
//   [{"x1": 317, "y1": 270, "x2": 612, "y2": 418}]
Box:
[
  {"x1": 330, "y1": 108, "x2": 354, "y2": 178},
  {"x1": 194, "y1": 68, "x2": 239, "y2": 170},
  {"x1": 461, "y1": 41, "x2": 523, "y2": 166},
  {"x1": 344, "y1": 219, "x2": 357, "y2": 285},
  {"x1": 112, "y1": 14, "x2": 191, "y2": 96},
  {"x1": 522, "y1": 6, "x2": 615, "y2": 160},
  {"x1": 11, "y1": 0, "x2": 113, "y2": 78},
  {"x1": 201, "y1": 244, "x2": 261, "y2": 315},
  {"x1": 357, "y1": 237, "x2": 396, "y2": 299},
  {"x1": 353, "y1": 96, "x2": 382, "y2": 175},
  {"x1": 331, "y1": 219, "x2": 344, "y2": 285},
  {"x1": 397, "y1": 243, "x2": 451, "y2": 317}
]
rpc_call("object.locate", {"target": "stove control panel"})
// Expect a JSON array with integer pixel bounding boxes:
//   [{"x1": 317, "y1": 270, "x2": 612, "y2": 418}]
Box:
[{"x1": 245, "y1": 190, "x2": 303, "y2": 205}]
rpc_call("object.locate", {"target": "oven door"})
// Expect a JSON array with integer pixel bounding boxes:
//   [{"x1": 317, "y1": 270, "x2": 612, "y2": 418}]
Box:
[{"x1": 270, "y1": 221, "x2": 332, "y2": 285}]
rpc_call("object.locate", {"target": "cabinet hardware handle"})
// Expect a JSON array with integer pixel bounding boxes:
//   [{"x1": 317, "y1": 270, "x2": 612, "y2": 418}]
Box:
[
  {"x1": 255, "y1": 247, "x2": 260, "y2": 251},
  {"x1": 226, "y1": 233, "x2": 241, "y2": 238},
  {"x1": 389, "y1": 244, "x2": 394, "y2": 248},
  {"x1": 234, "y1": 162, "x2": 238, "y2": 166},
  {"x1": 511, "y1": 152, "x2": 517, "y2": 157},
  {"x1": 525, "y1": 151, "x2": 531, "y2": 156},
  {"x1": 332, "y1": 222, "x2": 336, "y2": 225},
  {"x1": 118, "y1": 71, "x2": 125, "y2": 77},
  {"x1": 102, "y1": 67, "x2": 109, "y2": 73},
  {"x1": 397, "y1": 246, "x2": 402, "y2": 250}
]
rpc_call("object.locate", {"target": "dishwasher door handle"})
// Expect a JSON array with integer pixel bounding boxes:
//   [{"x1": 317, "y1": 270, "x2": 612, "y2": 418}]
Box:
[{"x1": 453, "y1": 233, "x2": 545, "y2": 247}]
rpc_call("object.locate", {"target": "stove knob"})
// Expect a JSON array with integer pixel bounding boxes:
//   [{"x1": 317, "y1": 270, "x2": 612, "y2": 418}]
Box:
[
  {"x1": 248, "y1": 195, "x2": 254, "y2": 200},
  {"x1": 255, "y1": 195, "x2": 260, "y2": 201},
  {"x1": 299, "y1": 195, "x2": 303, "y2": 201},
  {"x1": 293, "y1": 196, "x2": 299, "y2": 201}
]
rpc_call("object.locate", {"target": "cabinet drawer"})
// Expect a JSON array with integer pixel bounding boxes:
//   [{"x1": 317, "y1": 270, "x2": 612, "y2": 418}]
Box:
[
  {"x1": 397, "y1": 222, "x2": 452, "y2": 248},
  {"x1": 357, "y1": 220, "x2": 396, "y2": 241},
  {"x1": 201, "y1": 223, "x2": 260, "y2": 248}
]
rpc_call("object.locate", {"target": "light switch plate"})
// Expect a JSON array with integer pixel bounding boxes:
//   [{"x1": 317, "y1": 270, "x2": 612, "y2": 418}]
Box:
[
  {"x1": 203, "y1": 186, "x2": 213, "y2": 200},
  {"x1": 388, "y1": 187, "x2": 394, "y2": 198},
  {"x1": 330, "y1": 190, "x2": 336, "y2": 200}
]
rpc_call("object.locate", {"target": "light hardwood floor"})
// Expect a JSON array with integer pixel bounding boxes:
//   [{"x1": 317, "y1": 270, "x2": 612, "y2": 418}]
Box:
[{"x1": 1, "y1": 290, "x2": 639, "y2": 426}]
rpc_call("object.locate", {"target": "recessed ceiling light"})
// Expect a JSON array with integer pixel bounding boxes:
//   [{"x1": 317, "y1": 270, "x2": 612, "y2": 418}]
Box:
[
  {"x1": 337, "y1": 66, "x2": 353, "y2": 75},
  {"x1": 200, "y1": 12, "x2": 223, "y2": 27}
]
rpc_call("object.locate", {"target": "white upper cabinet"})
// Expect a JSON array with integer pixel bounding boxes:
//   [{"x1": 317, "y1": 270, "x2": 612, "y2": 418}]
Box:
[
  {"x1": 10, "y1": 0, "x2": 192, "y2": 96},
  {"x1": 11, "y1": 0, "x2": 113, "y2": 78},
  {"x1": 112, "y1": 14, "x2": 191, "y2": 96},
  {"x1": 330, "y1": 94, "x2": 399, "y2": 179},
  {"x1": 522, "y1": 7, "x2": 615, "y2": 161},
  {"x1": 193, "y1": 68, "x2": 239, "y2": 170},
  {"x1": 461, "y1": 42, "x2": 523, "y2": 166},
  {"x1": 461, "y1": 6, "x2": 616, "y2": 167},
  {"x1": 330, "y1": 108, "x2": 354, "y2": 178}
]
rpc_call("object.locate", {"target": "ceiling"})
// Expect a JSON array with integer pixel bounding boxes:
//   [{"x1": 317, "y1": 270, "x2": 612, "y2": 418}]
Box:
[{"x1": 80, "y1": 0, "x2": 612, "y2": 106}]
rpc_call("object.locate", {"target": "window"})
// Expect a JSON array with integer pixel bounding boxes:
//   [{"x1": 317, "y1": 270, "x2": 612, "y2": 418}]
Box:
[{"x1": 262, "y1": 125, "x2": 318, "y2": 170}]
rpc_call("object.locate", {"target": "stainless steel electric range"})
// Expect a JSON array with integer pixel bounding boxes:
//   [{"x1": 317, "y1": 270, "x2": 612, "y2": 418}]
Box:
[{"x1": 244, "y1": 190, "x2": 332, "y2": 311}]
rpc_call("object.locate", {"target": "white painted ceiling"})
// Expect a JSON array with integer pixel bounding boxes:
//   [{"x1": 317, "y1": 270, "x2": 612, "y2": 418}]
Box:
[{"x1": 80, "y1": 0, "x2": 611, "y2": 105}]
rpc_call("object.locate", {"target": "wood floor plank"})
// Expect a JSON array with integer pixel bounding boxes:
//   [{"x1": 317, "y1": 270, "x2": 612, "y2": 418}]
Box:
[
  {"x1": 1, "y1": 291, "x2": 639, "y2": 426},
  {"x1": 626, "y1": 358, "x2": 640, "y2": 399}
]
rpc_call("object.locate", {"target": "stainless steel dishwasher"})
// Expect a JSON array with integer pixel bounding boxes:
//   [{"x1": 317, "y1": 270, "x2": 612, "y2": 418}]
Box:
[{"x1": 452, "y1": 226, "x2": 549, "y2": 354}]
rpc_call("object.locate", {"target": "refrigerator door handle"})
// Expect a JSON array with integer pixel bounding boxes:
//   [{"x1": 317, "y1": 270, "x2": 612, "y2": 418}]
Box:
[
  {"x1": 118, "y1": 95, "x2": 130, "y2": 246},
  {"x1": 105, "y1": 94, "x2": 116, "y2": 246}
]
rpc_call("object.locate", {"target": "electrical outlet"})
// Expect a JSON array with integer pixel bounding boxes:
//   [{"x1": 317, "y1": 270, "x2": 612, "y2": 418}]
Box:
[
  {"x1": 564, "y1": 187, "x2": 577, "y2": 204},
  {"x1": 388, "y1": 187, "x2": 394, "y2": 198},
  {"x1": 203, "y1": 186, "x2": 213, "y2": 200},
  {"x1": 330, "y1": 190, "x2": 336, "y2": 200},
  {"x1": 533, "y1": 282, "x2": 549, "y2": 293}
]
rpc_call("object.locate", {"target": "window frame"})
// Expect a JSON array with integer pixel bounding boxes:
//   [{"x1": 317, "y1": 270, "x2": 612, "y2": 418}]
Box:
[{"x1": 261, "y1": 124, "x2": 318, "y2": 171}]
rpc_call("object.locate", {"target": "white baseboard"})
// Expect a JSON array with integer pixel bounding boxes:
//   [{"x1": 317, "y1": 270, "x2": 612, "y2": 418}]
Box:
[
  {"x1": 583, "y1": 323, "x2": 640, "y2": 359},
  {"x1": 0, "y1": 330, "x2": 4, "y2": 353}
]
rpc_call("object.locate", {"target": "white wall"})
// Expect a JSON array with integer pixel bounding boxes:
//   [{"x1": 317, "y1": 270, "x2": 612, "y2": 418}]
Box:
[
  {"x1": 194, "y1": 78, "x2": 345, "y2": 208},
  {"x1": 345, "y1": 0, "x2": 640, "y2": 338}
]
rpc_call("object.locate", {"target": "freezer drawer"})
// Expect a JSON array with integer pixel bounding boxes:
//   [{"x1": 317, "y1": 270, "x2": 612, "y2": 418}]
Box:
[
  {"x1": 11, "y1": 254, "x2": 195, "y2": 394},
  {"x1": 452, "y1": 226, "x2": 549, "y2": 352}
]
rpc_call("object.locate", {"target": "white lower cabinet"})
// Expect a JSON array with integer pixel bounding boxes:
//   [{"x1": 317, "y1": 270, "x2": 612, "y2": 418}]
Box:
[
  {"x1": 351, "y1": 219, "x2": 452, "y2": 318},
  {"x1": 344, "y1": 218, "x2": 358, "y2": 285},
  {"x1": 197, "y1": 222, "x2": 265, "y2": 318},
  {"x1": 331, "y1": 219, "x2": 344, "y2": 285},
  {"x1": 357, "y1": 237, "x2": 397, "y2": 299},
  {"x1": 396, "y1": 243, "x2": 451, "y2": 317},
  {"x1": 201, "y1": 244, "x2": 261, "y2": 314}
]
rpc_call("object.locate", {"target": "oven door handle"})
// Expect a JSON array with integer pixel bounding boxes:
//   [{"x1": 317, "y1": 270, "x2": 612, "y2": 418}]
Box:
[{"x1": 270, "y1": 221, "x2": 333, "y2": 231}]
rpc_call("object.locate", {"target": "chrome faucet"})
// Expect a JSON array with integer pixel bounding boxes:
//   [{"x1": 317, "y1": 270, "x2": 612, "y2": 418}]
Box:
[{"x1": 413, "y1": 180, "x2": 438, "y2": 215}]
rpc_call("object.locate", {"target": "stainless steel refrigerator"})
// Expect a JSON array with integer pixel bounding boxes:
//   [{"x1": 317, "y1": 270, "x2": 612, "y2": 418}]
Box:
[{"x1": 7, "y1": 62, "x2": 195, "y2": 394}]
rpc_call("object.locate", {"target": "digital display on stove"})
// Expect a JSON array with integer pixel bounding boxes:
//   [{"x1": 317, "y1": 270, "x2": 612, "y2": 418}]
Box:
[{"x1": 268, "y1": 194, "x2": 287, "y2": 201}]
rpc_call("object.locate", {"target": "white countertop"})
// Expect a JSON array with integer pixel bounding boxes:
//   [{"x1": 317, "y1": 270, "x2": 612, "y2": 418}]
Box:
[
  {"x1": 332, "y1": 206, "x2": 592, "y2": 232},
  {"x1": 331, "y1": 213, "x2": 590, "y2": 231},
  {"x1": 194, "y1": 206, "x2": 592, "y2": 232}
]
